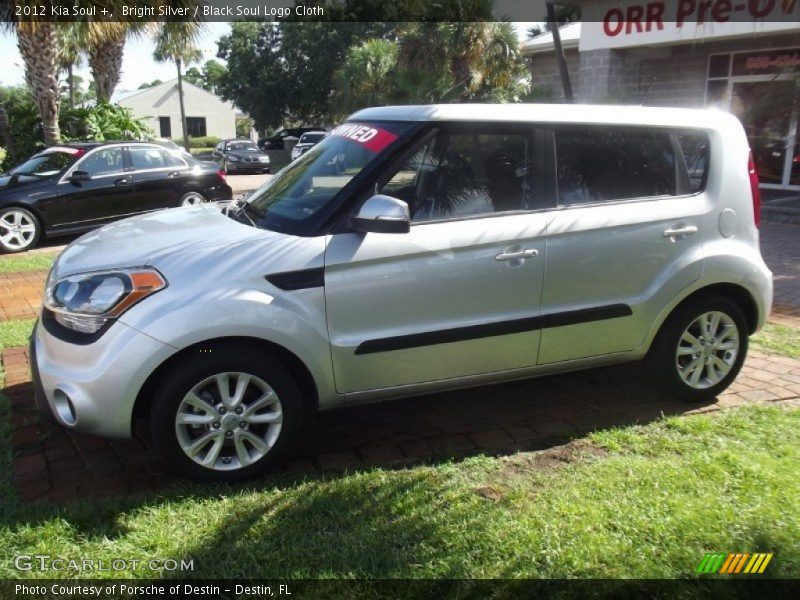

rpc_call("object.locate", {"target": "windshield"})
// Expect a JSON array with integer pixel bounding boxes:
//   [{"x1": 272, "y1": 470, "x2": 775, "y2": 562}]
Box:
[
  {"x1": 241, "y1": 121, "x2": 412, "y2": 235},
  {"x1": 11, "y1": 149, "x2": 79, "y2": 177},
  {"x1": 228, "y1": 141, "x2": 259, "y2": 152},
  {"x1": 299, "y1": 133, "x2": 326, "y2": 144}
]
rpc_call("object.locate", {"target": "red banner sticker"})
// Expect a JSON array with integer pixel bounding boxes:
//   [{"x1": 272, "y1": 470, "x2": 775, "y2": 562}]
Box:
[
  {"x1": 331, "y1": 123, "x2": 398, "y2": 153},
  {"x1": 43, "y1": 146, "x2": 85, "y2": 156}
]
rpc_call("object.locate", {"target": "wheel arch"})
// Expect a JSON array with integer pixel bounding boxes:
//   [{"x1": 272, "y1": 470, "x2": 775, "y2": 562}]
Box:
[
  {"x1": 0, "y1": 201, "x2": 46, "y2": 231},
  {"x1": 650, "y1": 282, "x2": 760, "y2": 350},
  {"x1": 132, "y1": 336, "x2": 319, "y2": 422}
]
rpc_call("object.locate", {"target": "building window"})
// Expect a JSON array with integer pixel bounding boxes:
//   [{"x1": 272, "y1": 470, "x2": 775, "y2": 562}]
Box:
[
  {"x1": 158, "y1": 117, "x2": 171, "y2": 138},
  {"x1": 186, "y1": 117, "x2": 207, "y2": 137}
]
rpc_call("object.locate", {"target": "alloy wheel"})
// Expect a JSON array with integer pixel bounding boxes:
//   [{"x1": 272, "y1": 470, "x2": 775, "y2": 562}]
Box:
[
  {"x1": 175, "y1": 372, "x2": 283, "y2": 471},
  {"x1": 675, "y1": 311, "x2": 740, "y2": 390},
  {"x1": 181, "y1": 193, "x2": 205, "y2": 206},
  {"x1": 0, "y1": 209, "x2": 37, "y2": 251}
]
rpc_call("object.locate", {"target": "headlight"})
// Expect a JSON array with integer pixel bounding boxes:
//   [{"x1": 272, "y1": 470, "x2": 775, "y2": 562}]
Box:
[
  {"x1": 259, "y1": 155, "x2": 270, "y2": 163},
  {"x1": 45, "y1": 268, "x2": 166, "y2": 334},
  {"x1": 228, "y1": 155, "x2": 240, "y2": 162},
  {"x1": 291, "y1": 149, "x2": 300, "y2": 159}
]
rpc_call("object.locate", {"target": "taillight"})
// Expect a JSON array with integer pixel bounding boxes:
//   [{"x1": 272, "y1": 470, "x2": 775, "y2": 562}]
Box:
[
  {"x1": 216, "y1": 168, "x2": 227, "y2": 184},
  {"x1": 748, "y1": 151, "x2": 761, "y2": 228}
]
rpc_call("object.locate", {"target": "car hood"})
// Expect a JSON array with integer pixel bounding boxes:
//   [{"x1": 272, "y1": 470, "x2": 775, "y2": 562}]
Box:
[
  {"x1": 50, "y1": 204, "x2": 267, "y2": 280},
  {"x1": 0, "y1": 174, "x2": 54, "y2": 193}
]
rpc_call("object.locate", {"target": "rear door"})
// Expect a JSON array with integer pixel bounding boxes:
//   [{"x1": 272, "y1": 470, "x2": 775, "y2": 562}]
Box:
[
  {"x1": 537, "y1": 127, "x2": 706, "y2": 364},
  {"x1": 55, "y1": 145, "x2": 135, "y2": 227},
  {"x1": 127, "y1": 145, "x2": 190, "y2": 212},
  {"x1": 325, "y1": 123, "x2": 552, "y2": 393}
]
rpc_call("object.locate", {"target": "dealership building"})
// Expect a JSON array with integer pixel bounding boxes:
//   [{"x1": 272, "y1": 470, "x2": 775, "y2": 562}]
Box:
[{"x1": 524, "y1": 4, "x2": 800, "y2": 192}]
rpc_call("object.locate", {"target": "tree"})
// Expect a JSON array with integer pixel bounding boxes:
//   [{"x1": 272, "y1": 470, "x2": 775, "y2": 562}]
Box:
[
  {"x1": 333, "y1": 23, "x2": 531, "y2": 112},
  {"x1": 334, "y1": 39, "x2": 399, "y2": 115},
  {"x1": 183, "y1": 67, "x2": 205, "y2": 88},
  {"x1": 0, "y1": 5, "x2": 62, "y2": 145},
  {"x1": 202, "y1": 60, "x2": 227, "y2": 94},
  {"x1": 138, "y1": 79, "x2": 163, "y2": 90},
  {"x1": 56, "y1": 23, "x2": 83, "y2": 109},
  {"x1": 154, "y1": 22, "x2": 204, "y2": 150}
]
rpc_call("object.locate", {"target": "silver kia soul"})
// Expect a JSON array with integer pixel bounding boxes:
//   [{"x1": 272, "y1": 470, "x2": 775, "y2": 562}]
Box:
[{"x1": 31, "y1": 104, "x2": 773, "y2": 481}]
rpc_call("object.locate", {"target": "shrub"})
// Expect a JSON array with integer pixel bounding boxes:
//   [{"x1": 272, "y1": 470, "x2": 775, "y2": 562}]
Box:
[
  {"x1": 176, "y1": 135, "x2": 221, "y2": 149},
  {"x1": 0, "y1": 146, "x2": 6, "y2": 171},
  {"x1": 61, "y1": 102, "x2": 153, "y2": 142}
]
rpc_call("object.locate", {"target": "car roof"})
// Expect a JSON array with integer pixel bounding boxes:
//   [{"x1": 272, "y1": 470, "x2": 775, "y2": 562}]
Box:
[
  {"x1": 348, "y1": 103, "x2": 739, "y2": 131},
  {"x1": 223, "y1": 138, "x2": 256, "y2": 142}
]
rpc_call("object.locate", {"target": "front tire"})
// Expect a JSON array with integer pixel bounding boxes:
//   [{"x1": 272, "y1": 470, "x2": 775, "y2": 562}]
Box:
[
  {"x1": 647, "y1": 295, "x2": 748, "y2": 402},
  {"x1": 0, "y1": 207, "x2": 41, "y2": 253},
  {"x1": 150, "y1": 345, "x2": 303, "y2": 482},
  {"x1": 179, "y1": 192, "x2": 207, "y2": 207}
]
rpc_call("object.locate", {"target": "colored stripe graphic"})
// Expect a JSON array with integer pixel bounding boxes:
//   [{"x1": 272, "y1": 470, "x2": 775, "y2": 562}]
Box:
[{"x1": 697, "y1": 552, "x2": 774, "y2": 574}]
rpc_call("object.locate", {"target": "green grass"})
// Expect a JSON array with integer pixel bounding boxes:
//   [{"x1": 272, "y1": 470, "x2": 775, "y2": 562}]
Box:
[
  {"x1": 0, "y1": 404, "x2": 797, "y2": 580},
  {"x1": 0, "y1": 252, "x2": 57, "y2": 274},
  {"x1": 752, "y1": 323, "x2": 800, "y2": 359},
  {"x1": 0, "y1": 319, "x2": 35, "y2": 351}
]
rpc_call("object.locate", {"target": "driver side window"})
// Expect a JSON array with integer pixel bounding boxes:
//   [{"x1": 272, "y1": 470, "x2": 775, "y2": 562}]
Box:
[
  {"x1": 380, "y1": 126, "x2": 535, "y2": 222},
  {"x1": 78, "y1": 147, "x2": 124, "y2": 176}
]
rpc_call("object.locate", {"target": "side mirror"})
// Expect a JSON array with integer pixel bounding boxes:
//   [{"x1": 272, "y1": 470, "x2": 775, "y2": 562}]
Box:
[
  {"x1": 350, "y1": 194, "x2": 410, "y2": 234},
  {"x1": 69, "y1": 170, "x2": 91, "y2": 183}
]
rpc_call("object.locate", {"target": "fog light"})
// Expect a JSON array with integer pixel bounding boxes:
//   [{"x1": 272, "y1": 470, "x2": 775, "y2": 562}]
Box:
[{"x1": 53, "y1": 389, "x2": 77, "y2": 425}]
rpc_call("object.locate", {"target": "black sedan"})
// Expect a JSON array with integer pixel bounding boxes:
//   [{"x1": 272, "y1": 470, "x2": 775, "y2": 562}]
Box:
[
  {"x1": 0, "y1": 141, "x2": 232, "y2": 253},
  {"x1": 212, "y1": 139, "x2": 271, "y2": 174}
]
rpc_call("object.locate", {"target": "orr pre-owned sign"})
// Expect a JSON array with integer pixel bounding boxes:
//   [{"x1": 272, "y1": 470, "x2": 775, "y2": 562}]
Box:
[{"x1": 580, "y1": 0, "x2": 800, "y2": 51}]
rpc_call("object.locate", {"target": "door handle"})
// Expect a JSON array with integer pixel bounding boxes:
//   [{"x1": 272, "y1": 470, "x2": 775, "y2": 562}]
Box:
[
  {"x1": 113, "y1": 177, "x2": 131, "y2": 186},
  {"x1": 663, "y1": 225, "x2": 697, "y2": 238},
  {"x1": 167, "y1": 171, "x2": 180, "y2": 178},
  {"x1": 495, "y1": 248, "x2": 539, "y2": 261}
]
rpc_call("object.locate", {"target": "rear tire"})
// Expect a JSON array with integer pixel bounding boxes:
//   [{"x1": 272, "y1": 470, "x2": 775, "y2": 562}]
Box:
[
  {"x1": 150, "y1": 344, "x2": 303, "y2": 482},
  {"x1": 0, "y1": 206, "x2": 41, "y2": 253},
  {"x1": 646, "y1": 295, "x2": 748, "y2": 402}
]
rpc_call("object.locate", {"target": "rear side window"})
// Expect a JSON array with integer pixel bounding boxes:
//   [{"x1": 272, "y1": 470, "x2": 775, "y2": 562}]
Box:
[
  {"x1": 677, "y1": 133, "x2": 710, "y2": 194},
  {"x1": 555, "y1": 128, "x2": 676, "y2": 205}
]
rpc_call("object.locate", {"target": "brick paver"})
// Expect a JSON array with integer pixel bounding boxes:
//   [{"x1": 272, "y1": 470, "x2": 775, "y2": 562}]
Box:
[
  {"x1": 0, "y1": 270, "x2": 49, "y2": 322},
  {"x1": 1, "y1": 221, "x2": 798, "y2": 323},
  {"x1": 3, "y1": 344, "x2": 799, "y2": 504}
]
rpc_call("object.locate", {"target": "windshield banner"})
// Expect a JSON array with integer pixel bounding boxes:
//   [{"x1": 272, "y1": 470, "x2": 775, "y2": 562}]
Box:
[{"x1": 330, "y1": 124, "x2": 398, "y2": 153}]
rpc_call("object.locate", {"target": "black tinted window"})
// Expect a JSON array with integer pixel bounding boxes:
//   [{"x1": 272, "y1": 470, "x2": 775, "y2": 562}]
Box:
[
  {"x1": 381, "y1": 127, "x2": 534, "y2": 222},
  {"x1": 678, "y1": 133, "x2": 710, "y2": 193},
  {"x1": 80, "y1": 147, "x2": 124, "y2": 176},
  {"x1": 556, "y1": 128, "x2": 676, "y2": 205}
]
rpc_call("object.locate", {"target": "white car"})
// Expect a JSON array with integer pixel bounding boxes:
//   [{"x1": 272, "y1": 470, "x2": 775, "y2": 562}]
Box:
[{"x1": 31, "y1": 104, "x2": 772, "y2": 482}]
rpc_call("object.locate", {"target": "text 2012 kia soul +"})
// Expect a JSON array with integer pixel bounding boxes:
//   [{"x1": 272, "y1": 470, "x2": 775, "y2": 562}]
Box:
[{"x1": 31, "y1": 104, "x2": 773, "y2": 482}]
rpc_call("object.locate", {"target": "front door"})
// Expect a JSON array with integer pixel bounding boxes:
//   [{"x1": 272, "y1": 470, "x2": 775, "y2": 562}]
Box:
[
  {"x1": 324, "y1": 124, "x2": 550, "y2": 393},
  {"x1": 54, "y1": 146, "x2": 134, "y2": 229}
]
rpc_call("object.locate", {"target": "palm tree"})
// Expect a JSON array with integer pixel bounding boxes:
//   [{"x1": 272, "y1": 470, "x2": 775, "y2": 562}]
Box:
[
  {"x1": 57, "y1": 23, "x2": 83, "y2": 109},
  {"x1": 10, "y1": 21, "x2": 62, "y2": 145},
  {"x1": 153, "y1": 22, "x2": 204, "y2": 150}
]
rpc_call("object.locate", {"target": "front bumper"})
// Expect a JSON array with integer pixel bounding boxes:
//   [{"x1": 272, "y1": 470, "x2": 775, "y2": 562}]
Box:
[{"x1": 30, "y1": 316, "x2": 175, "y2": 439}]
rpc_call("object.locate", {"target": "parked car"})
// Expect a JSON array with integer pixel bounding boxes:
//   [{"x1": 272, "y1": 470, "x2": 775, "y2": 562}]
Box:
[
  {"x1": 291, "y1": 131, "x2": 328, "y2": 160},
  {"x1": 32, "y1": 105, "x2": 772, "y2": 482},
  {"x1": 0, "y1": 141, "x2": 232, "y2": 253},
  {"x1": 259, "y1": 127, "x2": 325, "y2": 151},
  {"x1": 212, "y1": 139, "x2": 271, "y2": 174}
]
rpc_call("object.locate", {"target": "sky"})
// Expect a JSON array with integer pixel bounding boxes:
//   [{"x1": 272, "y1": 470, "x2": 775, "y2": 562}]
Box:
[{"x1": 0, "y1": 22, "x2": 536, "y2": 95}]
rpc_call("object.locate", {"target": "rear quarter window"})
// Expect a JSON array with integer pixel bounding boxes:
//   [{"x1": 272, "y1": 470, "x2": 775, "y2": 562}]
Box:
[{"x1": 677, "y1": 133, "x2": 710, "y2": 194}]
